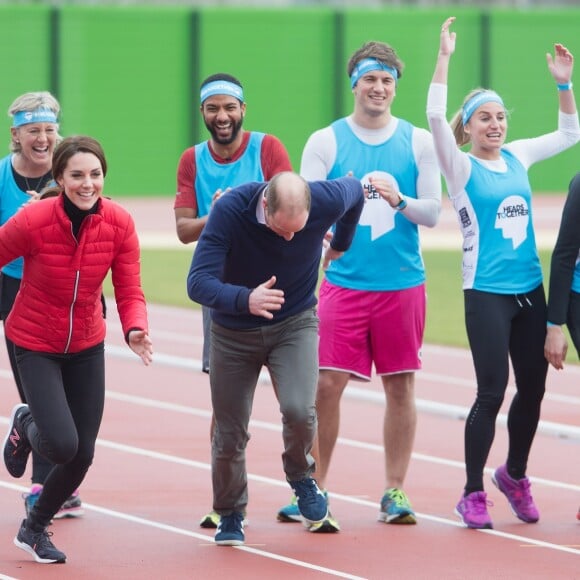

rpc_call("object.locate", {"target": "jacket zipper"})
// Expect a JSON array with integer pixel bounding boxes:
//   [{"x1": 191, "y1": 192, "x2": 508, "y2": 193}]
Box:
[{"x1": 65, "y1": 221, "x2": 81, "y2": 353}]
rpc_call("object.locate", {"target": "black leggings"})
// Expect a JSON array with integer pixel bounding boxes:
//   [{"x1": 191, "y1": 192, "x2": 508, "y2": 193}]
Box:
[
  {"x1": 15, "y1": 343, "x2": 106, "y2": 528},
  {"x1": 0, "y1": 273, "x2": 53, "y2": 483},
  {"x1": 463, "y1": 285, "x2": 547, "y2": 494}
]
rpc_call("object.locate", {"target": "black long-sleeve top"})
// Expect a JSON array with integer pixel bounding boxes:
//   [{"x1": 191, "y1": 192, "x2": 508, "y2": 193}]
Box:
[{"x1": 547, "y1": 172, "x2": 580, "y2": 325}]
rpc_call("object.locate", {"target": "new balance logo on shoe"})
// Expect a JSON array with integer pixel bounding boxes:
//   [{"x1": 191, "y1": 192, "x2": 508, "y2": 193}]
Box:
[
  {"x1": 3, "y1": 404, "x2": 32, "y2": 478},
  {"x1": 9, "y1": 429, "x2": 22, "y2": 449}
]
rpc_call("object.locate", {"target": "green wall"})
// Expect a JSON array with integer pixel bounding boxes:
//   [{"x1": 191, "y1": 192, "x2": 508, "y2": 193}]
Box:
[
  {"x1": 0, "y1": 5, "x2": 579, "y2": 196},
  {"x1": 0, "y1": 6, "x2": 52, "y2": 153}
]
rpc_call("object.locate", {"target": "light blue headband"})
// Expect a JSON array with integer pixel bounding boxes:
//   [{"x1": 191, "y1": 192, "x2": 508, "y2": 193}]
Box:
[
  {"x1": 12, "y1": 107, "x2": 58, "y2": 127},
  {"x1": 200, "y1": 80, "x2": 244, "y2": 104},
  {"x1": 350, "y1": 58, "x2": 398, "y2": 89},
  {"x1": 462, "y1": 91, "x2": 505, "y2": 125}
]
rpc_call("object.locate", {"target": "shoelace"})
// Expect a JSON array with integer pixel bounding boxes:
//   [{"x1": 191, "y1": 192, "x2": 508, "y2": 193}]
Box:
[
  {"x1": 388, "y1": 489, "x2": 410, "y2": 507},
  {"x1": 511, "y1": 478, "x2": 533, "y2": 503},
  {"x1": 220, "y1": 513, "x2": 244, "y2": 533},
  {"x1": 296, "y1": 481, "x2": 323, "y2": 507},
  {"x1": 30, "y1": 529, "x2": 58, "y2": 551},
  {"x1": 466, "y1": 494, "x2": 493, "y2": 514}
]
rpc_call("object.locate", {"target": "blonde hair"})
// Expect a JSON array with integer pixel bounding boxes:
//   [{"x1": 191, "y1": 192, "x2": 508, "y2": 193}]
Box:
[{"x1": 8, "y1": 91, "x2": 61, "y2": 153}]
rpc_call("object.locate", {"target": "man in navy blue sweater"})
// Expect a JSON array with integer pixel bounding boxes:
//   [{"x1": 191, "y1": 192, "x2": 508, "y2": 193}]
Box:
[{"x1": 187, "y1": 171, "x2": 364, "y2": 546}]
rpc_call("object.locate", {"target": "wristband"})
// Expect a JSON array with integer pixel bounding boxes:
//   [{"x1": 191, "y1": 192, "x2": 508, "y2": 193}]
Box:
[
  {"x1": 546, "y1": 321, "x2": 558, "y2": 327},
  {"x1": 557, "y1": 82, "x2": 573, "y2": 91}
]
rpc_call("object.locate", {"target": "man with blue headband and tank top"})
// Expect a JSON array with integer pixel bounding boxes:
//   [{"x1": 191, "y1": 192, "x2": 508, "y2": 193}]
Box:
[
  {"x1": 173, "y1": 73, "x2": 292, "y2": 529},
  {"x1": 277, "y1": 41, "x2": 442, "y2": 532},
  {"x1": 428, "y1": 16, "x2": 580, "y2": 530}
]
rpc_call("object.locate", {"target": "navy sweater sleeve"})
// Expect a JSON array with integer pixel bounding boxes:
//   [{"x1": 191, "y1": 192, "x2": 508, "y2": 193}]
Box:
[
  {"x1": 325, "y1": 177, "x2": 365, "y2": 252},
  {"x1": 186, "y1": 188, "x2": 254, "y2": 315},
  {"x1": 547, "y1": 172, "x2": 580, "y2": 325}
]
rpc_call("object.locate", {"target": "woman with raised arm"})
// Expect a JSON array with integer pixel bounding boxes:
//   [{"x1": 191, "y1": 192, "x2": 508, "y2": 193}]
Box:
[{"x1": 427, "y1": 16, "x2": 580, "y2": 529}]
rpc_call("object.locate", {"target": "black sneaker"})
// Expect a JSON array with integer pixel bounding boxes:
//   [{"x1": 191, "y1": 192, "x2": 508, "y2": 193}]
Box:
[
  {"x1": 3, "y1": 404, "x2": 32, "y2": 478},
  {"x1": 14, "y1": 519, "x2": 66, "y2": 563},
  {"x1": 289, "y1": 477, "x2": 328, "y2": 525}
]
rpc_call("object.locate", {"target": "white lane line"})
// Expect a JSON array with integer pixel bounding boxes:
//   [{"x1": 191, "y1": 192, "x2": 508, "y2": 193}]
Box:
[
  {"x1": 1, "y1": 396, "x2": 578, "y2": 495},
  {"x1": 0, "y1": 483, "x2": 365, "y2": 580},
  {"x1": 100, "y1": 344, "x2": 580, "y2": 441},
  {"x1": 3, "y1": 434, "x2": 577, "y2": 559}
]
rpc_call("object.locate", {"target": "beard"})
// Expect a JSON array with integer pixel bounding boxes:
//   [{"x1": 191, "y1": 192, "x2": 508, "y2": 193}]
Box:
[{"x1": 205, "y1": 117, "x2": 244, "y2": 146}]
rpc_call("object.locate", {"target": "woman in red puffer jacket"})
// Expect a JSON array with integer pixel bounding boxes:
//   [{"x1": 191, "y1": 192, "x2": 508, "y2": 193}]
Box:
[{"x1": 1, "y1": 135, "x2": 153, "y2": 565}]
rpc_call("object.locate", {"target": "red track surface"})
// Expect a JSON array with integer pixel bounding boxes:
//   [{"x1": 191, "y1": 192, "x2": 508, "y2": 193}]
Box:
[
  {"x1": 0, "y1": 303, "x2": 578, "y2": 579},
  {"x1": 0, "y1": 195, "x2": 578, "y2": 578}
]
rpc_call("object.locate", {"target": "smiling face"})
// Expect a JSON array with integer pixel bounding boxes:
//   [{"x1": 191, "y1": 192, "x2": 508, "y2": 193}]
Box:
[
  {"x1": 11, "y1": 122, "x2": 58, "y2": 172},
  {"x1": 201, "y1": 94, "x2": 246, "y2": 146},
  {"x1": 352, "y1": 69, "x2": 397, "y2": 123},
  {"x1": 57, "y1": 152, "x2": 104, "y2": 211},
  {"x1": 465, "y1": 102, "x2": 507, "y2": 158}
]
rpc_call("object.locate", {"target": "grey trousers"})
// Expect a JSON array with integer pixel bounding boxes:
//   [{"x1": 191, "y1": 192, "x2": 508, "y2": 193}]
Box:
[{"x1": 209, "y1": 308, "x2": 319, "y2": 515}]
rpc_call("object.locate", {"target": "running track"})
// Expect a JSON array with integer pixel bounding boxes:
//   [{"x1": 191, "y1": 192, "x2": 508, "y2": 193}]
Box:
[
  {"x1": 0, "y1": 304, "x2": 578, "y2": 579},
  {"x1": 0, "y1": 195, "x2": 578, "y2": 578}
]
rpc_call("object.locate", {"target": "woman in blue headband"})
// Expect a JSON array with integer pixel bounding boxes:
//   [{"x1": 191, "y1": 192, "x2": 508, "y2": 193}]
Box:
[
  {"x1": 1, "y1": 92, "x2": 84, "y2": 521},
  {"x1": 427, "y1": 17, "x2": 580, "y2": 530}
]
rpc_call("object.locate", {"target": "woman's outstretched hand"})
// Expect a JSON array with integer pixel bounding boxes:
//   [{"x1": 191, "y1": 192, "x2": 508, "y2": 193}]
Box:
[
  {"x1": 439, "y1": 16, "x2": 457, "y2": 57},
  {"x1": 546, "y1": 43, "x2": 574, "y2": 84}
]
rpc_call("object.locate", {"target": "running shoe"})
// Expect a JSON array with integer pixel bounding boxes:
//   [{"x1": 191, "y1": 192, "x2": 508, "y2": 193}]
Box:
[
  {"x1": 23, "y1": 484, "x2": 44, "y2": 517},
  {"x1": 3, "y1": 403, "x2": 32, "y2": 478},
  {"x1": 53, "y1": 490, "x2": 84, "y2": 519},
  {"x1": 455, "y1": 491, "x2": 493, "y2": 529},
  {"x1": 13, "y1": 519, "x2": 66, "y2": 564},
  {"x1": 214, "y1": 512, "x2": 244, "y2": 546},
  {"x1": 276, "y1": 494, "x2": 302, "y2": 523},
  {"x1": 308, "y1": 512, "x2": 341, "y2": 533},
  {"x1": 288, "y1": 477, "x2": 328, "y2": 525},
  {"x1": 200, "y1": 510, "x2": 220, "y2": 529},
  {"x1": 308, "y1": 491, "x2": 340, "y2": 533},
  {"x1": 378, "y1": 488, "x2": 417, "y2": 524},
  {"x1": 491, "y1": 464, "x2": 539, "y2": 523}
]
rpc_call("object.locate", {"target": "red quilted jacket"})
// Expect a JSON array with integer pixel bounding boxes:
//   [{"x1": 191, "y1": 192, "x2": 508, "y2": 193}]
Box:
[{"x1": 0, "y1": 195, "x2": 148, "y2": 353}]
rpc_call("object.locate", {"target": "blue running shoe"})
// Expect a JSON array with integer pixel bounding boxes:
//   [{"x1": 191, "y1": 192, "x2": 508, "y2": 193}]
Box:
[
  {"x1": 215, "y1": 512, "x2": 244, "y2": 546},
  {"x1": 288, "y1": 478, "x2": 328, "y2": 525},
  {"x1": 277, "y1": 494, "x2": 302, "y2": 523},
  {"x1": 378, "y1": 488, "x2": 417, "y2": 525},
  {"x1": 23, "y1": 484, "x2": 43, "y2": 517}
]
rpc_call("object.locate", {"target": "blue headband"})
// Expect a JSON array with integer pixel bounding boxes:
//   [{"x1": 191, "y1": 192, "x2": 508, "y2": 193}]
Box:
[
  {"x1": 462, "y1": 91, "x2": 505, "y2": 125},
  {"x1": 350, "y1": 58, "x2": 398, "y2": 89},
  {"x1": 200, "y1": 80, "x2": 244, "y2": 104},
  {"x1": 12, "y1": 107, "x2": 58, "y2": 127}
]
